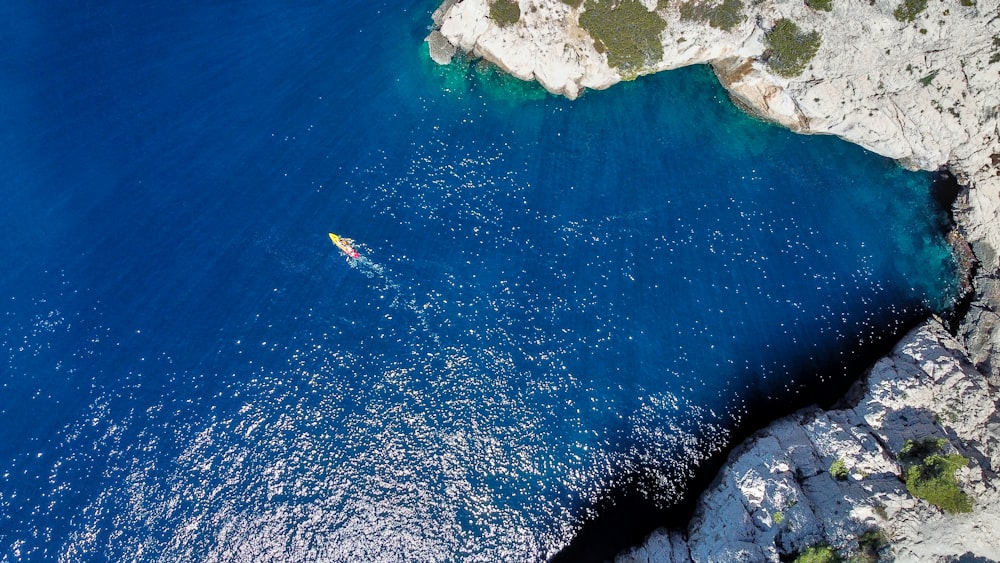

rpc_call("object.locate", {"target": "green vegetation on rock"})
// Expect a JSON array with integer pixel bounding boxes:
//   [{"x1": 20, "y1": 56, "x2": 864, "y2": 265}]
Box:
[
  {"x1": 579, "y1": 0, "x2": 667, "y2": 76},
  {"x1": 806, "y1": 0, "x2": 833, "y2": 11},
  {"x1": 899, "y1": 437, "x2": 947, "y2": 461},
  {"x1": 829, "y1": 458, "x2": 849, "y2": 481},
  {"x1": 856, "y1": 529, "x2": 888, "y2": 563},
  {"x1": 918, "y1": 69, "x2": 939, "y2": 86},
  {"x1": 794, "y1": 543, "x2": 841, "y2": 563},
  {"x1": 489, "y1": 0, "x2": 521, "y2": 27},
  {"x1": 560, "y1": 0, "x2": 585, "y2": 7},
  {"x1": 899, "y1": 437, "x2": 973, "y2": 514},
  {"x1": 905, "y1": 454, "x2": 973, "y2": 512},
  {"x1": 678, "y1": 0, "x2": 745, "y2": 31},
  {"x1": 765, "y1": 18, "x2": 821, "y2": 78},
  {"x1": 893, "y1": 0, "x2": 928, "y2": 22}
]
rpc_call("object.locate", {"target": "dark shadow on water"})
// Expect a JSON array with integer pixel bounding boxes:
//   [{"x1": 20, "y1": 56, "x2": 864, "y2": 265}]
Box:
[
  {"x1": 929, "y1": 168, "x2": 961, "y2": 231},
  {"x1": 550, "y1": 309, "x2": 930, "y2": 563},
  {"x1": 953, "y1": 553, "x2": 998, "y2": 563},
  {"x1": 550, "y1": 169, "x2": 969, "y2": 563},
  {"x1": 930, "y1": 168, "x2": 977, "y2": 331}
]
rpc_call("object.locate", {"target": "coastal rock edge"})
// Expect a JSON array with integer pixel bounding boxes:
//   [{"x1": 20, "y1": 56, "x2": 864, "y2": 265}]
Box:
[
  {"x1": 427, "y1": 0, "x2": 1000, "y2": 559},
  {"x1": 618, "y1": 319, "x2": 1000, "y2": 561}
]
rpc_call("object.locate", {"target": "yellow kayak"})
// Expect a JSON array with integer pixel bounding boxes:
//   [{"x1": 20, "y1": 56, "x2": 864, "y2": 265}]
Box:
[{"x1": 329, "y1": 233, "x2": 360, "y2": 259}]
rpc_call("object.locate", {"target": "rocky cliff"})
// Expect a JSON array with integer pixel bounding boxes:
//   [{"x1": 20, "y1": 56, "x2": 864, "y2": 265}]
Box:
[
  {"x1": 427, "y1": 0, "x2": 1000, "y2": 559},
  {"x1": 618, "y1": 320, "x2": 1000, "y2": 561}
]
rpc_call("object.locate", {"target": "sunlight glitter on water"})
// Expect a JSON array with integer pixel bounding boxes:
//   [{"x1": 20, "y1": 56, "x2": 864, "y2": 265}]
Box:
[{"x1": 0, "y1": 1, "x2": 958, "y2": 560}]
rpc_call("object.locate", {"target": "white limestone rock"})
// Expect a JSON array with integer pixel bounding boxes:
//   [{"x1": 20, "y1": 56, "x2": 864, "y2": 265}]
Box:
[
  {"x1": 616, "y1": 320, "x2": 1000, "y2": 562},
  {"x1": 618, "y1": 528, "x2": 690, "y2": 563},
  {"x1": 432, "y1": 0, "x2": 619, "y2": 98},
  {"x1": 960, "y1": 275, "x2": 1000, "y2": 382}
]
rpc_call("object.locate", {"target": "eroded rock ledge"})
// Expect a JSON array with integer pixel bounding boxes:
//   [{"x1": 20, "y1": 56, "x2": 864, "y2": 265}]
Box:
[{"x1": 428, "y1": 0, "x2": 1000, "y2": 559}]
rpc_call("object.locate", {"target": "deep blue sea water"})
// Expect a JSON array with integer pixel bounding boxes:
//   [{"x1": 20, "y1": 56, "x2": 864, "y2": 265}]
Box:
[{"x1": 0, "y1": 1, "x2": 957, "y2": 560}]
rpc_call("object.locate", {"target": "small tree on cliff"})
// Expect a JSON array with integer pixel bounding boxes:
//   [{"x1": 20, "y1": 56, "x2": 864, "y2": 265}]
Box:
[{"x1": 764, "y1": 18, "x2": 821, "y2": 78}]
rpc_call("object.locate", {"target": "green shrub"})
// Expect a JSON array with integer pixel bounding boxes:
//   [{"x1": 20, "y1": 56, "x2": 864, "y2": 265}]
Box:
[
  {"x1": 905, "y1": 453, "x2": 973, "y2": 513},
  {"x1": 918, "y1": 69, "x2": 938, "y2": 86},
  {"x1": 711, "y1": 0, "x2": 744, "y2": 30},
  {"x1": 773, "y1": 510, "x2": 785, "y2": 525},
  {"x1": 856, "y1": 529, "x2": 887, "y2": 563},
  {"x1": 794, "y1": 543, "x2": 841, "y2": 563},
  {"x1": 829, "y1": 458, "x2": 849, "y2": 481},
  {"x1": 489, "y1": 0, "x2": 521, "y2": 27},
  {"x1": 579, "y1": 0, "x2": 667, "y2": 75},
  {"x1": 893, "y1": 0, "x2": 927, "y2": 22},
  {"x1": 678, "y1": 2, "x2": 699, "y2": 21},
  {"x1": 899, "y1": 437, "x2": 946, "y2": 462},
  {"x1": 560, "y1": 0, "x2": 585, "y2": 7},
  {"x1": 765, "y1": 18, "x2": 821, "y2": 77},
  {"x1": 806, "y1": 0, "x2": 833, "y2": 11},
  {"x1": 898, "y1": 438, "x2": 973, "y2": 514},
  {"x1": 678, "y1": 0, "x2": 745, "y2": 31}
]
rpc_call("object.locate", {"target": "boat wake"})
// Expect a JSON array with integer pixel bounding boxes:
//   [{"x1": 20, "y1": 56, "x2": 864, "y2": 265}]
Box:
[{"x1": 340, "y1": 249, "x2": 443, "y2": 347}]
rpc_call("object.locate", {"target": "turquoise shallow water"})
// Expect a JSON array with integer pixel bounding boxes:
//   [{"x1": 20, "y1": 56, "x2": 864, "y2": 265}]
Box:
[{"x1": 0, "y1": 1, "x2": 957, "y2": 560}]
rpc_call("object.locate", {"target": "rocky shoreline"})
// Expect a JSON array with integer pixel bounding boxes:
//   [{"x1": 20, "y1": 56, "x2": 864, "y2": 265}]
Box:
[
  {"x1": 428, "y1": 0, "x2": 1000, "y2": 559},
  {"x1": 619, "y1": 319, "x2": 1000, "y2": 561}
]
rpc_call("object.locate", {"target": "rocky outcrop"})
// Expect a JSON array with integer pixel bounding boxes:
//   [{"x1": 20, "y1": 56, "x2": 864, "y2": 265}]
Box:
[
  {"x1": 428, "y1": 0, "x2": 619, "y2": 98},
  {"x1": 428, "y1": 0, "x2": 1000, "y2": 558},
  {"x1": 959, "y1": 268, "x2": 1000, "y2": 385},
  {"x1": 618, "y1": 320, "x2": 1000, "y2": 562},
  {"x1": 427, "y1": 0, "x2": 1000, "y2": 322}
]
